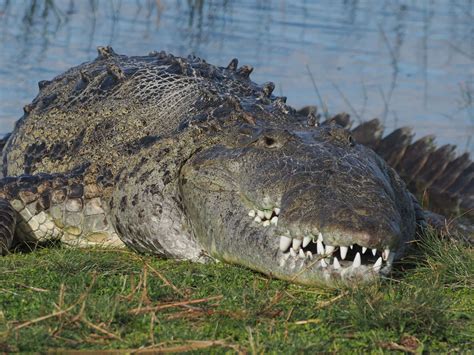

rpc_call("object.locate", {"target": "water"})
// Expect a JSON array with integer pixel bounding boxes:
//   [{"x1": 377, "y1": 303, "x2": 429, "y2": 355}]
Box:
[{"x1": 0, "y1": 0, "x2": 473, "y2": 153}]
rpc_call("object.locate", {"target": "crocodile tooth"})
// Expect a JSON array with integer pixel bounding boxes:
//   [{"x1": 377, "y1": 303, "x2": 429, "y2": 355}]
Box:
[
  {"x1": 382, "y1": 248, "x2": 390, "y2": 261},
  {"x1": 340, "y1": 246, "x2": 348, "y2": 260},
  {"x1": 352, "y1": 252, "x2": 361, "y2": 268},
  {"x1": 325, "y1": 245, "x2": 335, "y2": 255},
  {"x1": 302, "y1": 236, "x2": 312, "y2": 248},
  {"x1": 270, "y1": 216, "x2": 278, "y2": 225},
  {"x1": 248, "y1": 210, "x2": 256, "y2": 217},
  {"x1": 264, "y1": 210, "x2": 272, "y2": 220},
  {"x1": 254, "y1": 216, "x2": 262, "y2": 223},
  {"x1": 317, "y1": 240, "x2": 325, "y2": 255},
  {"x1": 349, "y1": 244, "x2": 353, "y2": 249},
  {"x1": 306, "y1": 251, "x2": 313, "y2": 260},
  {"x1": 292, "y1": 238, "x2": 302, "y2": 250},
  {"x1": 262, "y1": 220, "x2": 270, "y2": 227},
  {"x1": 317, "y1": 232, "x2": 323, "y2": 242},
  {"x1": 373, "y1": 257, "x2": 383, "y2": 272},
  {"x1": 290, "y1": 248, "x2": 297, "y2": 257},
  {"x1": 362, "y1": 247, "x2": 367, "y2": 254},
  {"x1": 279, "y1": 236, "x2": 292, "y2": 251},
  {"x1": 320, "y1": 259, "x2": 327, "y2": 268},
  {"x1": 333, "y1": 257, "x2": 341, "y2": 269},
  {"x1": 274, "y1": 207, "x2": 280, "y2": 215},
  {"x1": 298, "y1": 248, "x2": 306, "y2": 259},
  {"x1": 372, "y1": 248, "x2": 377, "y2": 256},
  {"x1": 257, "y1": 210, "x2": 265, "y2": 219}
]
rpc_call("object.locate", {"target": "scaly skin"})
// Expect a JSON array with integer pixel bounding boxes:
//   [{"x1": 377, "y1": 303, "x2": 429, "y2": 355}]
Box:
[{"x1": 0, "y1": 47, "x2": 467, "y2": 286}]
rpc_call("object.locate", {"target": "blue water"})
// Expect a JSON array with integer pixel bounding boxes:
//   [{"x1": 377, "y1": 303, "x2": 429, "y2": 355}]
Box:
[{"x1": 0, "y1": 0, "x2": 473, "y2": 153}]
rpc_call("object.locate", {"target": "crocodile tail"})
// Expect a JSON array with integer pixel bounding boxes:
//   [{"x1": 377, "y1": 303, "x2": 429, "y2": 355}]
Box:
[{"x1": 348, "y1": 117, "x2": 473, "y2": 218}]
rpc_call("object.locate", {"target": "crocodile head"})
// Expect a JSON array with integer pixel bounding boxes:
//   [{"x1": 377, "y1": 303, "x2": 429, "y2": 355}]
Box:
[{"x1": 180, "y1": 119, "x2": 417, "y2": 286}]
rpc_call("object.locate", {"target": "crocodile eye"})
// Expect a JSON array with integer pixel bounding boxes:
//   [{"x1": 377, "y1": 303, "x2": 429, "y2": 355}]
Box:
[{"x1": 264, "y1": 136, "x2": 276, "y2": 147}]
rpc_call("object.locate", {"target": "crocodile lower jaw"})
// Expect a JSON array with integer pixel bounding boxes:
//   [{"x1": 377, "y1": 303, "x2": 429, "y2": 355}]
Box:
[
  {"x1": 247, "y1": 207, "x2": 396, "y2": 280},
  {"x1": 276, "y1": 234, "x2": 394, "y2": 274}
]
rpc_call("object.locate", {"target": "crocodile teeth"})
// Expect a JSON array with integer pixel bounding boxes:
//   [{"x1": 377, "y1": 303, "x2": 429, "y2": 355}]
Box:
[
  {"x1": 302, "y1": 236, "x2": 312, "y2": 248},
  {"x1": 254, "y1": 216, "x2": 262, "y2": 223},
  {"x1": 352, "y1": 252, "x2": 361, "y2": 268},
  {"x1": 248, "y1": 210, "x2": 256, "y2": 217},
  {"x1": 270, "y1": 216, "x2": 278, "y2": 225},
  {"x1": 325, "y1": 245, "x2": 335, "y2": 255},
  {"x1": 274, "y1": 208, "x2": 280, "y2": 215},
  {"x1": 298, "y1": 248, "x2": 306, "y2": 259},
  {"x1": 340, "y1": 246, "x2": 348, "y2": 260},
  {"x1": 279, "y1": 236, "x2": 292, "y2": 251},
  {"x1": 373, "y1": 257, "x2": 383, "y2": 272},
  {"x1": 317, "y1": 233, "x2": 323, "y2": 242},
  {"x1": 316, "y1": 240, "x2": 325, "y2": 255},
  {"x1": 278, "y1": 232, "x2": 394, "y2": 273},
  {"x1": 257, "y1": 210, "x2": 265, "y2": 219},
  {"x1": 264, "y1": 210, "x2": 272, "y2": 220},
  {"x1": 292, "y1": 238, "x2": 302, "y2": 250},
  {"x1": 262, "y1": 220, "x2": 270, "y2": 227}
]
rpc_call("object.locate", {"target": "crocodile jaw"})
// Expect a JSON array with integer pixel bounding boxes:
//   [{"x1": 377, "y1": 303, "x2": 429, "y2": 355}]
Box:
[
  {"x1": 179, "y1": 123, "x2": 416, "y2": 286},
  {"x1": 247, "y1": 207, "x2": 395, "y2": 283}
]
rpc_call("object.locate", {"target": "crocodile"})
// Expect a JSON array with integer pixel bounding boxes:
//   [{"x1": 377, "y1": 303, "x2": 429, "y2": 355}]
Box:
[{"x1": 0, "y1": 47, "x2": 471, "y2": 286}]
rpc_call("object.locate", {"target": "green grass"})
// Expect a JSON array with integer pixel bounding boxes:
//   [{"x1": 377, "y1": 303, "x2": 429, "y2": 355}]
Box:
[{"x1": 0, "y1": 231, "x2": 472, "y2": 353}]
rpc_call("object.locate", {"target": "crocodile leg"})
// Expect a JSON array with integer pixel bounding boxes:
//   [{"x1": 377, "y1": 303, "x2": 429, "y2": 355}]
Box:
[
  {"x1": 0, "y1": 166, "x2": 124, "y2": 253},
  {"x1": 0, "y1": 198, "x2": 16, "y2": 254}
]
